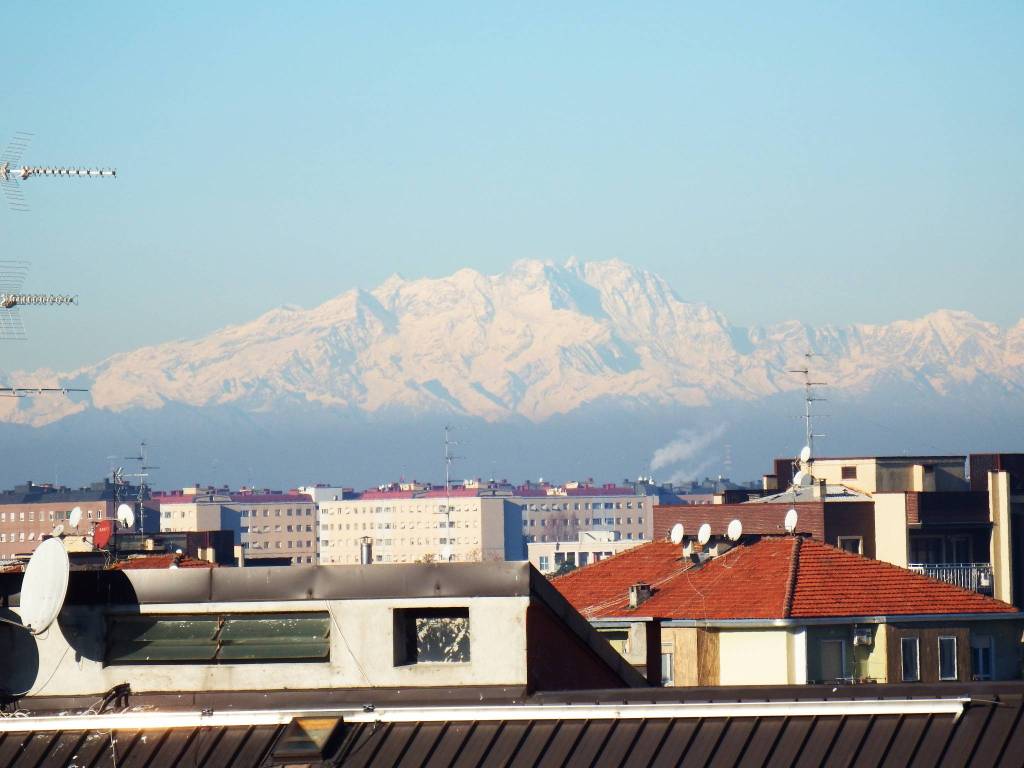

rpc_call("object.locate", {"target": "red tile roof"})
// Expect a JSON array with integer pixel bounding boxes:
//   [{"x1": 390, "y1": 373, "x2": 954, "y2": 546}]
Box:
[
  {"x1": 553, "y1": 537, "x2": 1017, "y2": 620},
  {"x1": 110, "y1": 554, "x2": 217, "y2": 570}
]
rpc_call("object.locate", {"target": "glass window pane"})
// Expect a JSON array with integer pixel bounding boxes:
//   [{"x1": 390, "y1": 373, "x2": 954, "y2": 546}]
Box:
[
  {"x1": 939, "y1": 636, "x2": 957, "y2": 680},
  {"x1": 901, "y1": 637, "x2": 920, "y2": 682}
]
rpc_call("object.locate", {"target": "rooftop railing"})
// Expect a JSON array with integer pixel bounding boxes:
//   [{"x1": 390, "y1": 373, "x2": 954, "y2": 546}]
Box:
[{"x1": 908, "y1": 562, "x2": 994, "y2": 594}]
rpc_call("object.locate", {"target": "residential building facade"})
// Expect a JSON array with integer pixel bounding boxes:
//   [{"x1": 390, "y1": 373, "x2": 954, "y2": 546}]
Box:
[
  {"x1": 157, "y1": 489, "x2": 317, "y2": 565},
  {"x1": 318, "y1": 488, "x2": 521, "y2": 564},
  {"x1": 527, "y1": 530, "x2": 645, "y2": 574},
  {"x1": 0, "y1": 480, "x2": 139, "y2": 558},
  {"x1": 555, "y1": 537, "x2": 1023, "y2": 687}
]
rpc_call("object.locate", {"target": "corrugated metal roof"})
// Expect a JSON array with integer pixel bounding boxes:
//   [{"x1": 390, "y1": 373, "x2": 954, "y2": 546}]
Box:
[{"x1": 0, "y1": 686, "x2": 1021, "y2": 767}]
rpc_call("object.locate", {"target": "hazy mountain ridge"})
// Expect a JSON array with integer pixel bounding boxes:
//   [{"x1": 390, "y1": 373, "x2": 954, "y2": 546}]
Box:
[{"x1": 3, "y1": 259, "x2": 1024, "y2": 428}]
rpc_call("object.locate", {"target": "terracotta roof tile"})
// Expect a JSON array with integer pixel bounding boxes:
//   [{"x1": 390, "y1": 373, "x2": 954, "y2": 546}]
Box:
[
  {"x1": 553, "y1": 537, "x2": 1018, "y2": 621},
  {"x1": 110, "y1": 554, "x2": 217, "y2": 570}
]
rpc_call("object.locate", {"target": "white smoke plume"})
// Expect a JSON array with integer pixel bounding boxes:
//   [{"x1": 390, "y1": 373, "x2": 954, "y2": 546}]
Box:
[{"x1": 649, "y1": 425, "x2": 728, "y2": 479}]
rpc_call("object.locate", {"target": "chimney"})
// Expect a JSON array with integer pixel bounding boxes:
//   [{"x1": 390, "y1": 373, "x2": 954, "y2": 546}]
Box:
[
  {"x1": 360, "y1": 536, "x2": 373, "y2": 565},
  {"x1": 628, "y1": 582, "x2": 653, "y2": 609}
]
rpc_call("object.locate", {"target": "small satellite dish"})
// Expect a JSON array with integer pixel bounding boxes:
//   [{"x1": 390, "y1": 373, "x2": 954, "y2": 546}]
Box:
[
  {"x1": 116, "y1": 503, "x2": 135, "y2": 529},
  {"x1": 51, "y1": 524, "x2": 65, "y2": 538},
  {"x1": 792, "y1": 470, "x2": 806, "y2": 487},
  {"x1": 69, "y1": 507, "x2": 82, "y2": 529},
  {"x1": 697, "y1": 523, "x2": 712, "y2": 546},
  {"x1": 799, "y1": 445, "x2": 812, "y2": 463},
  {"x1": 20, "y1": 538, "x2": 70, "y2": 635},
  {"x1": 784, "y1": 508, "x2": 799, "y2": 534},
  {"x1": 670, "y1": 523, "x2": 685, "y2": 545},
  {"x1": 727, "y1": 519, "x2": 743, "y2": 541}
]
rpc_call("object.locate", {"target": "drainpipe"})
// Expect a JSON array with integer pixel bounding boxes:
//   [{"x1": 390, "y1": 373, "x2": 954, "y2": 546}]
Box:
[{"x1": 360, "y1": 536, "x2": 373, "y2": 565}]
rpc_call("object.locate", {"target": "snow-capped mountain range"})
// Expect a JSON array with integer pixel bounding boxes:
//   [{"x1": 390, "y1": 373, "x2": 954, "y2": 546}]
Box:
[{"x1": 3, "y1": 258, "x2": 1023, "y2": 429}]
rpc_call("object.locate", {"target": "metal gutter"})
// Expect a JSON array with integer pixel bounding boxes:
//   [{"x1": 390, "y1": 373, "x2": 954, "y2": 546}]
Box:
[{"x1": 0, "y1": 697, "x2": 970, "y2": 732}]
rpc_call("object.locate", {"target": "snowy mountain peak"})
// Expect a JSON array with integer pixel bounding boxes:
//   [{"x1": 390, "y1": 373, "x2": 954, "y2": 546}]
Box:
[{"x1": 4, "y1": 259, "x2": 1023, "y2": 428}]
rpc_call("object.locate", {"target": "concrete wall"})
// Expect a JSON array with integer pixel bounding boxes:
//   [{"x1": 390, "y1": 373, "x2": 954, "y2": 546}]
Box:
[
  {"x1": 0, "y1": 596, "x2": 532, "y2": 698},
  {"x1": 990, "y1": 471, "x2": 1014, "y2": 604},
  {"x1": 717, "y1": 629, "x2": 790, "y2": 686},
  {"x1": 873, "y1": 494, "x2": 909, "y2": 568}
]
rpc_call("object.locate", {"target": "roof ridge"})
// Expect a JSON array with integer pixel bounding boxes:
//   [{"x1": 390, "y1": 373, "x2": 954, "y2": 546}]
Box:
[{"x1": 783, "y1": 536, "x2": 801, "y2": 618}]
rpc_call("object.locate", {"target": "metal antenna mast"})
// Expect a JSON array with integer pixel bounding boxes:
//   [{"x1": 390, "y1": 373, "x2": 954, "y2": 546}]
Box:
[
  {"x1": 120, "y1": 441, "x2": 157, "y2": 535},
  {"x1": 0, "y1": 132, "x2": 117, "y2": 212},
  {"x1": 440, "y1": 425, "x2": 460, "y2": 562},
  {"x1": 788, "y1": 352, "x2": 827, "y2": 457}
]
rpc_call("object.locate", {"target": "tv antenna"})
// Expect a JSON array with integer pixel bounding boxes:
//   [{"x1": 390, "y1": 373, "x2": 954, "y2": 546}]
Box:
[
  {"x1": 788, "y1": 352, "x2": 827, "y2": 459},
  {"x1": 108, "y1": 441, "x2": 156, "y2": 534},
  {"x1": 0, "y1": 385, "x2": 87, "y2": 399},
  {"x1": 0, "y1": 260, "x2": 79, "y2": 340},
  {"x1": 437, "y1": 425, "x2": 461, "y2": 562},
  {"x1": 1, "y1": 132, "x2": 116, "y2": 212}
]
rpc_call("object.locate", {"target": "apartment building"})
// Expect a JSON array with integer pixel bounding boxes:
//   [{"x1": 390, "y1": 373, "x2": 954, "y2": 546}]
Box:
[
  {"x1": 527, "y1": 530, "x2": 645, "y2": 574},
  {"x1": 157, "y1": 488, "x2": 317, "y2": 565},
  {"x1": 513, "y1": 481, "x2": 656, "y2": 544},
  {"x1": 656, "y1": 452, "x2": 1024, "y2": 605},
  {"x1": 318, "y1": 486, "x2": 521, "y2": 564},
  {"x1": 0, "y1": 480, "x2": 139, "y2": 558}
]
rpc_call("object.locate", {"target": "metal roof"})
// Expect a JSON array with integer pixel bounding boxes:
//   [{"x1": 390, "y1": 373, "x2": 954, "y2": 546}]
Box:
[{"x1": 0, "y1": 683, "x2": 1022, "y2": 766}]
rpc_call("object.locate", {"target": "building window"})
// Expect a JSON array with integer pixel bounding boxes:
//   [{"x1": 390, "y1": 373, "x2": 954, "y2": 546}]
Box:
[
  {"x1": 938, "y1": 636, "x2": 958, "y2": 680},
  {"x1": 660, "y1": 649, "x2": 674, "y2": 686},
  {"x1": 901, "y1": 637, "x2": 920, "y2": 682},
  {"x1": 538, "y1": 555, "x2": 549, "y2": 571},
  {"x1": 393, "y1": 608, "x2": 470, "y2": 665},
  {"x1": 841, "y1": 466, "x2": 857, "y2": 479},
  {"x1": 837, "y1": 536, "x2": 863, "y2": 555},
  {"x1": 971, "y1": 636, "x2": 994, "y2": 680},
  {"x1": 105, "y1": 613, "x2": 330, "y2": 665}
]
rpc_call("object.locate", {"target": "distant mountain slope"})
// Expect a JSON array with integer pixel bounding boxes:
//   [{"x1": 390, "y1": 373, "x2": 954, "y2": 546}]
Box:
[{"x1": 3, "y1": 258, "x2": 1023, "y2": 428}]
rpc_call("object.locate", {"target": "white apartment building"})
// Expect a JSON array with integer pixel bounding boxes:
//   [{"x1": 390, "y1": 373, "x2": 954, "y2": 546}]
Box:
[
  {"x1": 318, "y1": 489, "x2": 521, "y2": 564},
  {"x1": 527, "y1": 530, "x2": 645, "y2": 574},
  {"x1": 513, "y1": 483, "x2": 655, "y2": 545}
]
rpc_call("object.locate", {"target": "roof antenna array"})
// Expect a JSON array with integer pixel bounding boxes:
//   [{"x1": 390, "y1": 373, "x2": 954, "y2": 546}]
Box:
[
  {"x1": 1, "y1": 132, "x2": 116, "y2": 212},
  {"x1": 0, "y1": 260, "x2": 79, "y2": 340},
  {"x1": 437, "y1": 425, "x2": 461, "y2": 562},
  {"x1": 788, "y1": 351, "x2": 826, "y2": 489}
]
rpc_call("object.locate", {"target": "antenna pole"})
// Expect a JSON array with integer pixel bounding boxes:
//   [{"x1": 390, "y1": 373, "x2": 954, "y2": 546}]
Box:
[
  {"x1": 787, "y1": 352, "x2": 827, "y2": 457},
  {"x1": 441, "y1": 426, "x2": 459, "y2": 562}
]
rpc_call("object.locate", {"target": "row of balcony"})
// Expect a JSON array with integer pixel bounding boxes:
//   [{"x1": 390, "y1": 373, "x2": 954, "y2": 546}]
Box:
[{"x1": 908, "y1": 562, "x2": 994, "y2": 594}]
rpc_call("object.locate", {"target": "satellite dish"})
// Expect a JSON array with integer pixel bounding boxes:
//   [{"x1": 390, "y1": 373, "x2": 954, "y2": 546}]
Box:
[
  {"x1": 51, "y1": 524, "x2": 65, "y2": 538},
  {"x1": 116, "y1": 504, "x2": 135, "y2": 529},
  {"x1": 799, "y1": 445, "x2": 812, "y2": 463},
  {"x1": 785, "y1": 508, "x2": 799, "y2": 534},
  {"x1": 727, "y1": 519, "x2": 743, "y2": 541},
  {"x1": 697, "y1": 523, "x2": 712, "y2": 546},
  {"x1": 792, "y1": 470, "x2": 806, "y2": 487},
  {"x1": 20, "y1": 538, "x2": 70, "y2": 635},
  {"x1": 670, "y1": 523, "x2": 685, "y2": 545},
  {"x1": 69, "y1": 507, "x2": 82, "y2": 529}
]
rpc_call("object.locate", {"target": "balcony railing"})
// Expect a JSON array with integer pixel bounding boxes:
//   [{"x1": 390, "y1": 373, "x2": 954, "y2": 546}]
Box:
[{"x1": 908, "y1": 562, "x2": 994, "y2": 594}]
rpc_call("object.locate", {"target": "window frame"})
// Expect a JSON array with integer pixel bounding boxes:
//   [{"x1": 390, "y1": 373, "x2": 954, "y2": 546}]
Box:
[
  {"x1": 901, "y1": 636, "x2": 920, "y2": 682},
  {"x1": 837, "y1": 536, "x2": 863, "y2": 555},
  {"x1": 938, "y1": 635, "x2": 958, "y2": 681},
  {"x1": 971, "y1": 635, "x2": 994, "y2": 681}
]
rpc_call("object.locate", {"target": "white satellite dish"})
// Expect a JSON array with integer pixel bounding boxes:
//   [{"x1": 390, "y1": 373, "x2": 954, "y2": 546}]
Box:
[
  {"x1": 116, "y1": 503, "x2": 135, "y2": 529},
  {"x1": 727, "y1": 519, "x2": 743, "y2": 542},
  {"x1": 799, "y1": 445, "x2": 812, "y2": 463},
  {"x1": 669, "y1": 523, "x2": 685, "y2": 545},
  {"x1": 697, "y1": 523, "x2": 712, "y2": 546},
  {"x1": 51, "y1": 524, "x2": 65, "y2": 538},
  {"x1": 792, "y1": 470, "x2": 806, "y2": 487},
  {"x1": 20, "y1": 538, "x2": 70, "y2": 635},
  {"x1": 69, "y1": 507, "x2": 82, "y2": 529},
  {"x1": 784, "y1": 508, "x2": 799, "y2": 534}
]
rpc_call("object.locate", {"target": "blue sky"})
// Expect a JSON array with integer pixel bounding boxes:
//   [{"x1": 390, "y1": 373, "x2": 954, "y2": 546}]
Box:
[{"x1": 2, "y1": 2, "x2": 1021, "y2": 371}]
